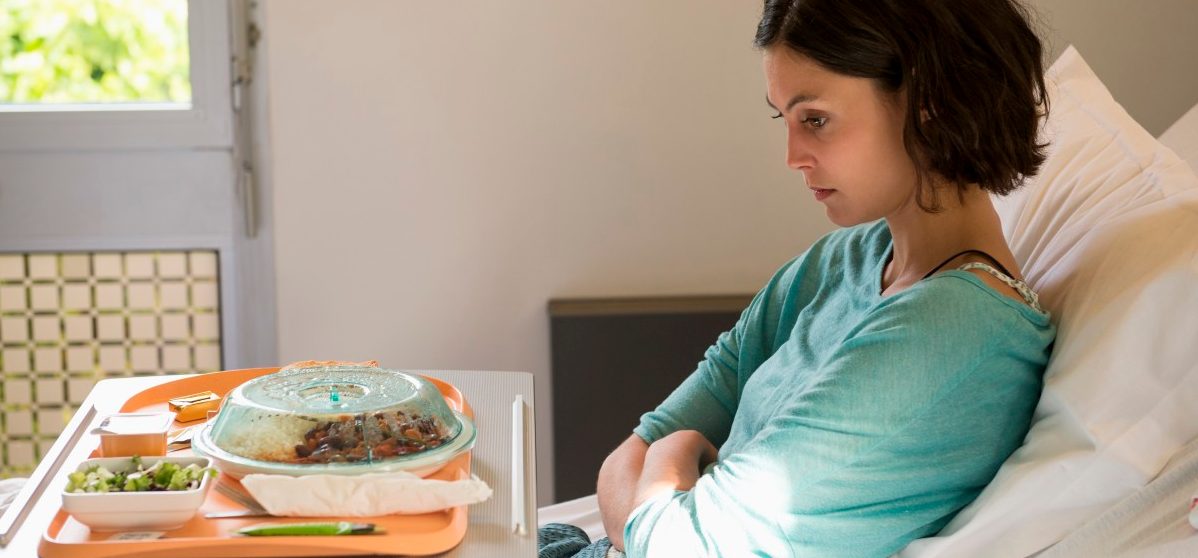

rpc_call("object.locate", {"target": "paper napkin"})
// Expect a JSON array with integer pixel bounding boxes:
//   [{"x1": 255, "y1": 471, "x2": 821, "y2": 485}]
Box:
[{"x1": 240, "y1": 471, "x2": 492, "y2": 516}]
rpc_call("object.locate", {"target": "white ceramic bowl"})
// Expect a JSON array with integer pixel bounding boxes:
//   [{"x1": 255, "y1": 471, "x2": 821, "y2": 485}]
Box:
[{"x1": 61, "y1": 456, "x2": 214, "y2": 532}]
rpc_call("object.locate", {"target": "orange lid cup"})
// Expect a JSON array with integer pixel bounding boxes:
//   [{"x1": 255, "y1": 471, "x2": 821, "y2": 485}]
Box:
[{"x1": 93, "y1": 412, "x2": 176, "y2": 458}]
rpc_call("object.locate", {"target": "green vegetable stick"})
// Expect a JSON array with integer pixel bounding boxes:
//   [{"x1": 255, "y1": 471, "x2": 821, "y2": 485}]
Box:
[{"x1": 237, "y1": 522, "x2": 378, "y2": 536}]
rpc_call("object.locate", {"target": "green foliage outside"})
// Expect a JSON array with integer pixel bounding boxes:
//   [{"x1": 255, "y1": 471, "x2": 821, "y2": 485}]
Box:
[{"x1": 0, "y1": 0, "x2": 190, "y2": 105}]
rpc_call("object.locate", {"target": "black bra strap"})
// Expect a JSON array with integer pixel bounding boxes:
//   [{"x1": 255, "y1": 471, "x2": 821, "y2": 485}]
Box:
[{"x1": 922, "y1": 249, "x2": 1014, "y2": 280}]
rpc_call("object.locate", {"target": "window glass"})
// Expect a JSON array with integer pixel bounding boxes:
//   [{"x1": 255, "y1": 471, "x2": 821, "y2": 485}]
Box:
[{"x1": 0, "y1": 0, "x2": 189, "y2": 109}]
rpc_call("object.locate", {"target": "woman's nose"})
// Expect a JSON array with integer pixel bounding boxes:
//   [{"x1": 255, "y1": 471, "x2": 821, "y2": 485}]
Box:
[{"x1": 786, "y1": 133, "x2": 815, "y2": 170}]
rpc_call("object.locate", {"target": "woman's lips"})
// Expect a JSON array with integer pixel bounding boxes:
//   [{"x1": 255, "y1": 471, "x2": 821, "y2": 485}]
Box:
[{"x1": 811, "y1": 188, "x2": 834, "y2": 201}]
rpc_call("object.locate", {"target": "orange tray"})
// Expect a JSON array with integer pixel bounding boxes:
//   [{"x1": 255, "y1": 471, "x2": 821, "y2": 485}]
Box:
[{"x1": 39, "y1": 367, "x2": 475, "y2": 558}]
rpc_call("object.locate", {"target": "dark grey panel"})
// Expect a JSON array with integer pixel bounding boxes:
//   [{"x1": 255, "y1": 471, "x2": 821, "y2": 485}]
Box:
[{"x1": 549, "y1": 295, "x2": 751, "y2": 503}]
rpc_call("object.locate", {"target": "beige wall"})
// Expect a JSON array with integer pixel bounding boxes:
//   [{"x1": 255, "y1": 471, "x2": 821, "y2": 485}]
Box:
[
  {"x1": 259, "y1": 1, "x2": 827, "y2": 505},
  {"x1": 1035, "y1": 0, "x2": 1198, "y2": 136},
  {"x1": 257, "y1": 1, "x2": 1198, "y2": 505}
]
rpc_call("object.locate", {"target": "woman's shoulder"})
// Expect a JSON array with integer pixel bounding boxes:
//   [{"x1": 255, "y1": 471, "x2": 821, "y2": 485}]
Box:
[
  {"x1": 872, "y1": 271, "x2": 1055, "y2": 344},
  {"x1": 777, "y1": 221, "x2": 890, "y2": 283},
  {"x1": 924, "y1": 271, "x2": 1051, "y2": 325},
  {"x1": 745, "y1": 223, "x2": 890, "y2": 332},
  {"x1": 811, "y1": 220, "x2": 890, "y2": 256}
]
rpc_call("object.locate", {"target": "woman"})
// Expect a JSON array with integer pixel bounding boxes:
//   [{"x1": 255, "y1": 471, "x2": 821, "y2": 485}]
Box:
[{"x1": 542, "y1": 1, "x2": 1055, "y2": 556}]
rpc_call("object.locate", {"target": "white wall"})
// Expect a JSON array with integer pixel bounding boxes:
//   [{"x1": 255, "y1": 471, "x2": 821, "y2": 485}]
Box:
[
  {"x1": 257, "y1": 1, "x2": 1198, "y2": 505},
  {"x1": 258, "y1": 1, "x2": 825, "y2": 505}
]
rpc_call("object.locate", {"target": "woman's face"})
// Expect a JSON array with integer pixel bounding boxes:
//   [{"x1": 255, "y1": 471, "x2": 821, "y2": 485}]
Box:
[{"x1": 763, "y1": 47, "x2": 920, "y2": 227}]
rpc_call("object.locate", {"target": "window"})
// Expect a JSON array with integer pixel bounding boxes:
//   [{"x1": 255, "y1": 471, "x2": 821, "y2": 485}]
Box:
[
  {"x1": 0, "y1": 0, "x2": 231, "y2": 151},
  {"x1": 1, "y1": 0, "x2": 190, "y2": 110},
  {"x1": 0, "y1": 1, "x2": 249, "y2": 478}
]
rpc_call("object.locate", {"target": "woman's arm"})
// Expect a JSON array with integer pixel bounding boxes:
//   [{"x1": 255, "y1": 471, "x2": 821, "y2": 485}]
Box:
[
  {"x1": 633, "y1": 430, "x2": 718, "y2": 509},
  {"x1": 598, "y1": 431, "x2": 718, "y2": 552},
  {"x1": 597, "y1": 434, "x2": 649, "y2": 551}
]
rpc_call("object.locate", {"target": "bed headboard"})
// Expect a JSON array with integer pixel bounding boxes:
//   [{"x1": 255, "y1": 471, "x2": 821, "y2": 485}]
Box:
[{"x1": 547, "y1": 295, "x2": 751, "y2": 503}]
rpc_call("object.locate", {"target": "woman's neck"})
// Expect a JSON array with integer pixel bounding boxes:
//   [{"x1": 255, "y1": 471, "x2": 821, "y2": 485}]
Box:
[{"x1": 881, "y1": 184, "x2": 1014, "y2": 295}]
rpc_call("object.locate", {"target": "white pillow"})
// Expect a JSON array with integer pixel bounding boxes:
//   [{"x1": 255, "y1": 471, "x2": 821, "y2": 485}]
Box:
[
  {"x1": 1159, "y1": 101, "x2": 1198, "y2": 176},
  {"x1": 900, "y1": 46, "x2": 1198, "y2": 557}
]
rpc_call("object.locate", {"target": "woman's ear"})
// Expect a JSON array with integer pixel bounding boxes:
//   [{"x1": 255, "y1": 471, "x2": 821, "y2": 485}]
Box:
[{"x1": 909, "y1": 67, "x2": 934, "y2": 123}]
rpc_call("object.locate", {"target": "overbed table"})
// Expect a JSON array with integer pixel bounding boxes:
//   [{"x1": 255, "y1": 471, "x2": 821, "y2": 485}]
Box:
[{"x1": 0, "y1": 369, "x2": 538, "y2": 557}]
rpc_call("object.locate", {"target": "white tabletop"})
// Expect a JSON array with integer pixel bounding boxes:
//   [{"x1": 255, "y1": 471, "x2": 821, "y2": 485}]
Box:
[{"x1": 0, "y1": 368, "x2": 538, "y2": 557}]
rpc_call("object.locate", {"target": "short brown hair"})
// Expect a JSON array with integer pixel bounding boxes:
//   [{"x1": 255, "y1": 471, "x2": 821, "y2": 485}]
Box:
[{"x1": 756, "y1": 0, "x2": 1049, "y2": 211}]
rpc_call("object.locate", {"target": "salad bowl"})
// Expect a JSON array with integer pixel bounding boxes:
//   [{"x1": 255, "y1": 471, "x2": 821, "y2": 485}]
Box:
[{"x1": 61, "y1": 456, "x2": 215, "y2": 531}]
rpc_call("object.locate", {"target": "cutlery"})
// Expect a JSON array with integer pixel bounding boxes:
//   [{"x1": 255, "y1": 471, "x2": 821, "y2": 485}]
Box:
[
  {"x1": 205, "y1": 509, "x2": 275, "y2": 519},
  {"x1": 206, "y1": 479, "x2": 274, "y2": 519}
]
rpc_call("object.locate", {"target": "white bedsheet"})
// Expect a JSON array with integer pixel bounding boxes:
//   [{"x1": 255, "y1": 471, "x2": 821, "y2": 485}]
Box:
[
  {"x1": 537, "y1": 449, "x2": 1198, "y2": 558},
  {"x1": 1035, "y1": 436, "x2": 1198, "y2": 557},
  {"x1": 539, "y1": 493, "x2": 606, "y2": 541}
]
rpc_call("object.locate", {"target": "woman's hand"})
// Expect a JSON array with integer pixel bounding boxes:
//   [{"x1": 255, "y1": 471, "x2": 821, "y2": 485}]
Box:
[{"x1": 632, "y1": 430, "x2": 718, "y2": 510}]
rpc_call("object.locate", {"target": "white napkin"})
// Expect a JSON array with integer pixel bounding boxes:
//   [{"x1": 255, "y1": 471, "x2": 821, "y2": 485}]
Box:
[
  {"x1": 240, "y1": 471, "x2": 492, "y2": 516},
  {"x1": 0, "y1": 478, "x2": 27, "y2": 515}
]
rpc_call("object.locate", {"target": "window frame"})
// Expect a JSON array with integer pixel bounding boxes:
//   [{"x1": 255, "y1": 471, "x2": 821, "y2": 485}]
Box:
[{"x1": 0, "y1": 0, "x2": 232, "y2": 151}]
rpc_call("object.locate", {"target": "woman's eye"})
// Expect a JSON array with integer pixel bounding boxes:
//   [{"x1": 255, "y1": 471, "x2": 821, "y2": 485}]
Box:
[
  {"x1": 770, "y1": 111, "x2": 784, "y2": 120},
  {"x1": 802, "y1": 116, "x2": 828, "y2": 129}
]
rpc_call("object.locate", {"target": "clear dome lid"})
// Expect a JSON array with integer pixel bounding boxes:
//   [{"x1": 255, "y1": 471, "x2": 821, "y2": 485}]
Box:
[{"x1": 192, "y1": 365, "x2": 475, "y2": 477}]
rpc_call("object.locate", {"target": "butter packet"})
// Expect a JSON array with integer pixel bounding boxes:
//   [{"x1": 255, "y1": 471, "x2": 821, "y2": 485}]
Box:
[{"x1": 168, "y1": 391, "x2": 221, "y2": 423}]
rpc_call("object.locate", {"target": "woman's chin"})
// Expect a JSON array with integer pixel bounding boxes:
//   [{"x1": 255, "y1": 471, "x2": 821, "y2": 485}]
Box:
[{"x1": 824, "y1": 208, "x2": 870, "y2": 228}]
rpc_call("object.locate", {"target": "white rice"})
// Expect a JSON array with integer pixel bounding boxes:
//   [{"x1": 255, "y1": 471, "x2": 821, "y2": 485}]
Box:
[{"x1": 219, "y1": 414, "x2": 320, "y2": 462}]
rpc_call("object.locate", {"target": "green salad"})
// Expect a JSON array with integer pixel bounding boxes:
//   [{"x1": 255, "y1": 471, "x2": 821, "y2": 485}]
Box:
[{"x1": 65, "y1": 456, "x2": 217, "y2": 493}]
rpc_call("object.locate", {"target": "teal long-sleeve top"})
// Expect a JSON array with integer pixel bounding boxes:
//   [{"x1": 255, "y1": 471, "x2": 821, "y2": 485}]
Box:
[{"x1": 626, "y1": 221, "x2": 1056, "y2": 557}]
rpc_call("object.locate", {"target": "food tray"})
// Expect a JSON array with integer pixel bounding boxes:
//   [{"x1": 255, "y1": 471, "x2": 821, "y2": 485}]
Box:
[{"x1": 39, "y1": 367, "x2": 474, "y2": 558}]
